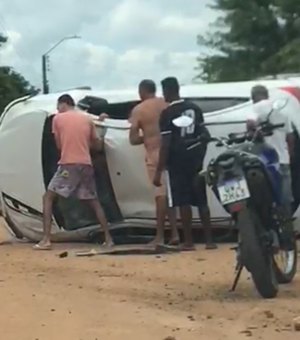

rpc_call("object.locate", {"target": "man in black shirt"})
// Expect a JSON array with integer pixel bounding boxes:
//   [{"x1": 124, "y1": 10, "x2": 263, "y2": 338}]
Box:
[{"x1": 153, "y1": 77, "x2": 217, "y2": 250}]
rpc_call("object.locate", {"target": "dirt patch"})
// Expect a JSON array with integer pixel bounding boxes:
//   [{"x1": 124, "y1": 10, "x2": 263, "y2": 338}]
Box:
[{"x1": 0, "y1": 237, "x2": 299, "y2": 340}]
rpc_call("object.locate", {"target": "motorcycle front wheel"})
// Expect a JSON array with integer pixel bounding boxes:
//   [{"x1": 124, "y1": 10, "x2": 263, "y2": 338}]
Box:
[{"x1": 238, "y1": 208, "x2": 278, "y2": 299}]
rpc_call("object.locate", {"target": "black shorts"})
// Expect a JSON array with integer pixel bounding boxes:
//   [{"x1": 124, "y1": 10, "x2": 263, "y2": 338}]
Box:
[{"x1": 166, "y1": 163, "x2": 208, "y2": 208}]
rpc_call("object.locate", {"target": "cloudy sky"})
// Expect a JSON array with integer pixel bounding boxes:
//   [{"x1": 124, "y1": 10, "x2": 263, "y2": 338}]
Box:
[{"x1": 0, "y1": 0, "x2": 216, "y2": 92}]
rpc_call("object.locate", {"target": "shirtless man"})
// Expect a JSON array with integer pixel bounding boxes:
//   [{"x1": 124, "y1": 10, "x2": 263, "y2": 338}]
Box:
[
  {"x1": 130, "y1": 80, "x2": 179, "y2": 246},
  {"x1": 34, "y1": 94, "x2": 113, "y2": 250}
]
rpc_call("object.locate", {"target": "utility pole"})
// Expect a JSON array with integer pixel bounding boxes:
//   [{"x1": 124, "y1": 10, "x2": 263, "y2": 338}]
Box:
[
  {"x1": 41, "y1": 35, "x2": 81, "y2": 94},
  {"x1": 42, "y1": 54, "x2": 49, "y2": 94}
]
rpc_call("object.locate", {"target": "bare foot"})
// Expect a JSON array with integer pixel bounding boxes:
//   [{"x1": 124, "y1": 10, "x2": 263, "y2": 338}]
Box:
[
  {"x1": 168, "y1": 238, "x2": 180, "y2": 246},
  {"x1": 205, "y1": 243, "x2": 218, "y2": 250}
]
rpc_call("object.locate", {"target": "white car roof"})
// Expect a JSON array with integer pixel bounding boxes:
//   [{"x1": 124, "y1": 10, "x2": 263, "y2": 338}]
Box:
[
  {"x1": 2, "y1": 78, "x2": 300, "y2": 126},
  {"x1": 28, "y1": 78, "x2": 300, "y2": 103}
]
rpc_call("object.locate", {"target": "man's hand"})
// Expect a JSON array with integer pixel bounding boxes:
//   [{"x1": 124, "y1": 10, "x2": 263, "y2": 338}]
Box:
[
  {"x1": 99, "y1": 113, "x2": 109, "y2": 121},
  {"x1": 153, "y1": 170, "x2": 162, "y2": 187}
]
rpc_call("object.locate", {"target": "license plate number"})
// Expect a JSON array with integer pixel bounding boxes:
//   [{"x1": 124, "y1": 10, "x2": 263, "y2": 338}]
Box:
[{"x1": 217, "y1": 178, "x2": 250, "y2": 205}]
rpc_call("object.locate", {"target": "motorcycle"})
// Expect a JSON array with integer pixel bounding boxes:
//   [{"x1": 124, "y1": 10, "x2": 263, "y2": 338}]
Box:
[{"x1": 173, "y1": 101, "x2": 298, "y2": 299}]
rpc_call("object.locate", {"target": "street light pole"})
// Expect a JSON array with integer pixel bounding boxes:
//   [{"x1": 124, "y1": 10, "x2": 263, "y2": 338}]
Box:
[
  {"x1": 42, "y1": 54, "x2": 49, "y2": 94},
  {"x1": 42, "y1": 35, "x2": 81, "y2": 94}
]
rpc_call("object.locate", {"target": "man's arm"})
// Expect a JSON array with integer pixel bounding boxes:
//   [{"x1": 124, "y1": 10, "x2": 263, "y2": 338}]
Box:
[
  {"x1": 285, "y1": 116, "x2": 295, "y2": 160},
  {"x1": 286, "y1": 117, "x2": 295, "y2": 159},
  {"x1": 90, "y1": 120, "x2": 104, "y2": 152},
  {"x1": 287, "y1": 133, "x2": 295, "y2": 159},
  {"x1": 156, "y1": 134, "x2": 171, "y2": 172},
  {"x1": 129, "y1": 107, "x2": 143, "y2": 145},
  {"x1": 153, "y1": 111, "x2": 171, "y2": 186},
  {"x1": 52, "y1": 116, "x2": 61, "y2": 150}
]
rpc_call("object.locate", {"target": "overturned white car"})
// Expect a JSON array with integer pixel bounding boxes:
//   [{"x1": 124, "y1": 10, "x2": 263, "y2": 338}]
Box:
[{"x1": 1, "y1": 79, "x2": 300, "y2": 242}]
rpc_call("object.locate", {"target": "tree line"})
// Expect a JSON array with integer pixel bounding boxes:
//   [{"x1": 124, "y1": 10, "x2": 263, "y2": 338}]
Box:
[
  {"x1": 0, "y1": 34, "x2": 35, "y2": 113},
  {"x1": 197, "y1": 0, "x2": 300, "y2": 82}
]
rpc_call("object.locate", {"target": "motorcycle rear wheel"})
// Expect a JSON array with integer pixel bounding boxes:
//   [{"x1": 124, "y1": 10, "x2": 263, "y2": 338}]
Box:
[
  {"x1": 273, "y1": 237, "x2": 297, "y2": 284},
  {"x1": 238, "y1": 208, "x2": 278, "y2": 299}
]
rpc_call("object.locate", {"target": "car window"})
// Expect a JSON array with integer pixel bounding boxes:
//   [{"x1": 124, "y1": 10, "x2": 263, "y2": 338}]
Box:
[
  {"x1": 188, "y1": 97, "x2": 249, "y2": 113},
  {"x1": 81, "y1": 97, "x2": 249, "y2": 120}
]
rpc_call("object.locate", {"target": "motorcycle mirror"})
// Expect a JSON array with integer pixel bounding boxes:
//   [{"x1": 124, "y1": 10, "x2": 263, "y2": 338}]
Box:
[
  {"x1": 272, "y1": 98, "x2": 288, "y2": 111},
  {"x1": 172, "y1": 115, "x2": 194, "y2": 128},
  {"x1": 198, "y1": 169, "x2": 207, "y2": 177}
]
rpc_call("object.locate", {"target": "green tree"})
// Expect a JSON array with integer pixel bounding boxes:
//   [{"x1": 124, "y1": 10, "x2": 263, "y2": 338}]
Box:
[
  {"x1": 0, "y1": 33, "x2": 36, "y2": 114},
  {"x1": 197, "y1": 0, "x2": 300, "y2": 82}
]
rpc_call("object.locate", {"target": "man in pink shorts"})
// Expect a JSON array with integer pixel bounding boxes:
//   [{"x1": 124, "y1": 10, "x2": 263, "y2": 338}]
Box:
[
  {"x1": 34, "y1": 94, "x2": 113, "y2": 250},
  {"x1": 130, "y1": 80, "x2": 179, "y2": 246}
]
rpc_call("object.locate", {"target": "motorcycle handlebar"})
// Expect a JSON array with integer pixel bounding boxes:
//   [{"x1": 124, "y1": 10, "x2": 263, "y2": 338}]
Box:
[
  {"x1": 197, "y1": 121, "x2": 284, "y2": 147},
  {"x1": 261, "y1": 123, "x2": 284, "y2": 130}
]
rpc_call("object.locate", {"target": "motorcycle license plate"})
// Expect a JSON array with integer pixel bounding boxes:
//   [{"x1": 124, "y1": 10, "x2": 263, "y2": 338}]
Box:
[{"x1": 217, "y1": 178, "x2": 250, "y2": 205}]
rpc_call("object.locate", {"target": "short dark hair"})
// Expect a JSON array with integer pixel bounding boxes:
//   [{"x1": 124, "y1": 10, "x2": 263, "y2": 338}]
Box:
[
  {"x1": 251, "y1": 85, "x2": 269, "y2": 100},
  {"x1": 57, "y1": 94, "x2": 75, "y2": 106},
  {"x1": 139, "y1": 79, "x2": 156, "y2": 94},
  {"x1": 161, "y1": 77, "x2": 180, "y2": 93}
]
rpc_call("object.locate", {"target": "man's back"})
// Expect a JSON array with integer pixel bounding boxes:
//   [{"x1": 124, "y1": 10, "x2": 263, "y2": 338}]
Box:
[
  {"x1": 131, "y1": 97, "x2": 167, "y2": 163},
  {"x1": 132, "y1": 98, "x2": 167, "y2": 147},
  {"x1": 53, "y1": 110, "x2": 93, "y2": 165},
  {"x1": 254, "y1": 99, "x2": 292, "y2": 165},
  {"x1": 160, "y1": 100, "x2": 205, "y2": 166}
]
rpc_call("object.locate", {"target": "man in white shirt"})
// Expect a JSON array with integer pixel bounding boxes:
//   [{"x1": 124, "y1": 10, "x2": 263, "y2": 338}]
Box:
[
  {"x1": 251, "y1": 85, "x2": 294, "y2": 158},
  {"x1": 251, "y1": 85, "x2": 295, "y2": 247}
]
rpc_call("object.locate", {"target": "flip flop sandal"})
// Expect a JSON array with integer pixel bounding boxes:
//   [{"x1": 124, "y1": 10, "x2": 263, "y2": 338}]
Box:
[
  {"x1": 205, "y1": 243, "x2": 218, "y2": 250},
  {"x1": 33, "y1": 244, "x2": 52, "y2": 251}
]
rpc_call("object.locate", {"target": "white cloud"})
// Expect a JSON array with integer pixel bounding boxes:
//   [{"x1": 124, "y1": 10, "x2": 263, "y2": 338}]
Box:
[
  {"x1": 0, "y1": 0, "x2": 216, "y2": 92},
  {"x1": 108, "y1": 0, "x2": 160, "y2": 36},
  {"x1": 84, "y1": 44, "x2": 116, "y2": 73},
  {"x1": 0, "y1": 30, "x2": 21, "y2": 66},
  {"x1": 117, "y1": 49, "x2": 158, "y2": 71},
  {"x1": 159, "y1": 16, "x2": 206, "y2": 34}
]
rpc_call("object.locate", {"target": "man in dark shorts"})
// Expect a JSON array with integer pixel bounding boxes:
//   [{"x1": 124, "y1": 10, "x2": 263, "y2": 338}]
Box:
[
  {"x1": 153, "y1": 77, "x2": 217, "y2": 250},
  {"x1": 34, "y1": 94, "x2": 113, "y2": 250}
]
